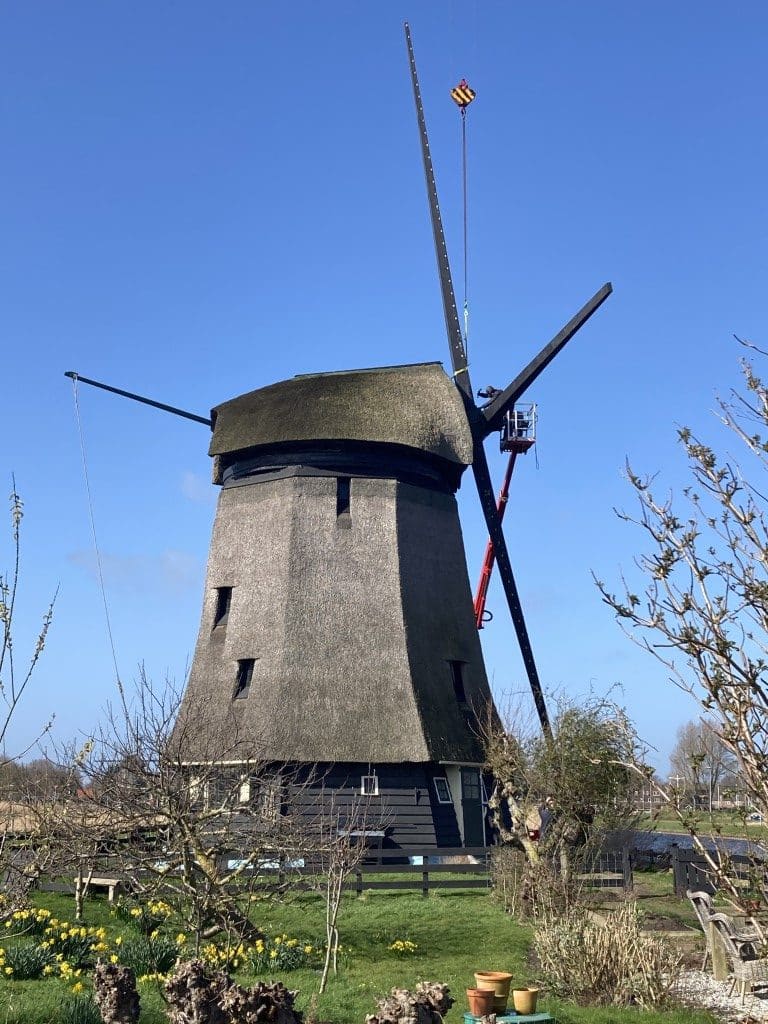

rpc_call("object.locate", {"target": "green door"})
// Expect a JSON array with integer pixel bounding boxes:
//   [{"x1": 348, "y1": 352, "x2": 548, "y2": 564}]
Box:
[{"x1": 461, "y1": 768, "x2": 485, "y2": 847}]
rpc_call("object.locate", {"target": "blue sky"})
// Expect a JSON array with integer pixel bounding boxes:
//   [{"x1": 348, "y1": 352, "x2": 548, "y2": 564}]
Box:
[{"x1": 2, "y1": 2, "x2": 767, "y2": 771}]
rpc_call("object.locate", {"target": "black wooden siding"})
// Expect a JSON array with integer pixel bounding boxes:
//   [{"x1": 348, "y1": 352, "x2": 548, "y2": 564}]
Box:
[{"x1": 289, "y1": 762, "x2": 463, "y2": 848}]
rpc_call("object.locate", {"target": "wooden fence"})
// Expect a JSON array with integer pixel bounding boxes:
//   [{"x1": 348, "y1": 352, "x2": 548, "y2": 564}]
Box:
[
  {"x1": 347, "y1": 846, "x2": 491, "y2": 896},
  {"x1": 671, "y1": 845, "x2": 763, "y2": 896},
  {"x1": 37, "y1": 844, "x2": 635, "y2": 900}
]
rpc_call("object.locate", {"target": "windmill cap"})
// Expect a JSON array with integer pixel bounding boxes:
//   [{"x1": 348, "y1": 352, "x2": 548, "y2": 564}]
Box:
[{"x1": 209, "y1": 362, "x2": 474, "y2": 470}]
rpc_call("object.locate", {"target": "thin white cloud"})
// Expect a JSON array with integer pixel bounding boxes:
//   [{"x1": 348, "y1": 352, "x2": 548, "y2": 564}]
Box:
[
  {"x1": 68, "y1": 548, "x2": 202, "y2": 595},
  {"x1": 180, "y1": 471, "x2": 214, "y2": 504}
]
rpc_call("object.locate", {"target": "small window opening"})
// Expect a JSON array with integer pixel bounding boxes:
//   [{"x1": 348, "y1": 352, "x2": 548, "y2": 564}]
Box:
[
  {"x1": 361, "y1": 774, "x2": 379, "y2": 797},
  {"x1": 233, "y1": 658, "x2": 255, "y2": 699},
  {"x1": 213, "y1": 586, "x2": 232, "y2": 628},
  {"x1": 238, "y1": 777, "x2": 251, "y2": 804},
  {"x1": 336, "y1": 477, "x2": 351, "y2": 518},
  {"x1": 434, "y1": 777, "x2": 453, "y2": 804},
  {"x1": 449, "y1": 660, "x2": 467, "y2": 704}
]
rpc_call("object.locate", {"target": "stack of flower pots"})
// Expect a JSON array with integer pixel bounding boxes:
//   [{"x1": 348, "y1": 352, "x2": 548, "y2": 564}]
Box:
[
  {"x1": 472, "y1": 972, "x2": 512, "y2": 1014},
  {"x1": 465, "y1": 972, "x2": 540, "y2": 1017}
]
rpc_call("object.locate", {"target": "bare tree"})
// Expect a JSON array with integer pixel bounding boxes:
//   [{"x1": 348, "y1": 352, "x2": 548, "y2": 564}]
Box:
[
  {"x1": 597, "y1": 350, "x2": 768, "y2": 820},
  {"x1": 668, "y1": 719, "x2": 739, "y2": 806},
  {"x1": 0, "y1": 486, "x2": 56, "y2": 911},
  {"x1": 46, "y1": 671, "x2": 314, "y2": 947},
  {"x1": 310, "y1": 794, "x2": 380, "y2": 995},
  {"x1": 0, "y1": 488, "x2": 55, "y2": 759}
]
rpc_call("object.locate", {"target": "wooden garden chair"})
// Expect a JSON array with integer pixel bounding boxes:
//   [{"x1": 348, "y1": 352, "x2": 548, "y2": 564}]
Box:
[{"x1": 708, "y1": 912, "x2": 768, "y2": 1003}]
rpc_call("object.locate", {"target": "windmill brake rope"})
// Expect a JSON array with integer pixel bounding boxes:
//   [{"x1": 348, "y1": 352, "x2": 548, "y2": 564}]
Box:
[
  {"x1": 70, "y1": 375, "x2": 127, "y2": 707},
  {"x1": 461, "y1": 106, "x2": 469, "y2": 356}
]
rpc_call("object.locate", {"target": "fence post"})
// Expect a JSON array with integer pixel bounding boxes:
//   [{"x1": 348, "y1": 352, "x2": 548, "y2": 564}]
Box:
[
  {"x1": 356, "y1": 870, "x2": 363, "y2": 897},
  {"x1": 671, "y1": 845, "x2": 681, "y2": 896},
  {"x1": 422, "y1": 869, "x2": 429, "y2": 898},
  {"x1": 622, "y1": 847, "x2": 632, "y2": 891}
]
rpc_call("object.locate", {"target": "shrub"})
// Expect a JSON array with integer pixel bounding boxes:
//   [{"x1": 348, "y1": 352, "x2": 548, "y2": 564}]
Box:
[
  {"x1": 119, "y1": 933, "x2": 179, "y2": 978},
  {"x1": 44, "y1": 925, "x2": 106, "y2": 968},
  {"x1": 389, "y1": 939, "x2": 418, "y2": 957},
  {"x1": 491, "y1": 847, "x2": 579, "y2": 919},
  {"x1": 2, "y1": 942, "x2": 54, "y2": 980},
  {"x1": 533, "y1": 900, "x2": 679, "y2": 1007},
  {"x1": 113, "y1": 898, "x2": 173, "y2": 935},
  {"x1": 245, "y1": 935, "x2": 320, "y2": 973},
  {"x1": 2, "y1": 907, "x2": 54, "y2": 937},
  {"x1": 58, "y1": 993, "x2": 103, "y2": 1024}
]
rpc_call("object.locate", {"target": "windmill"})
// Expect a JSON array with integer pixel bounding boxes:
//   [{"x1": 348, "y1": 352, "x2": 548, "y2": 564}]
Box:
[{"x1": 65, "y1": 26, "x2": 611, "y2": 850}]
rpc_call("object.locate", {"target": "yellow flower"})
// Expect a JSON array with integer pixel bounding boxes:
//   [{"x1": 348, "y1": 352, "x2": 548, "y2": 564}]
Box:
[
  {"x1": 304, "y1": 945, "x2": 313, "y2": 955},
  {"x1": 176, "y1": 933, "x2": 187, "y2": 945},
  {"x1": 110, "y1": 955, "x2": 119, "y2": 964},
  {"x1": 72, "y1": 982, "x2": 84, "y2": 994},
  {"x1": 270, "y1": 949, "x2": 278, "y2": 959},
  {"x1": 115, "y1": 936, "x2": 123, "y2": 946},
  {"x1": 5, "y1": 967, "x2": 13, "y2": 975}
]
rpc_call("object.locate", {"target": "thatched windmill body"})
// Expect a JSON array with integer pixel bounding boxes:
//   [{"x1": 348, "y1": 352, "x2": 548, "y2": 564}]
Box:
[{"x1": 67, "y1": 25, "x2": 611, "y2": 850}]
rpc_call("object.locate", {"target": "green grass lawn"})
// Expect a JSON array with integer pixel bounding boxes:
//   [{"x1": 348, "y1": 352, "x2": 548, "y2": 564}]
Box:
[
  {"x1": 638, "y1": 811, "x2": 767, "y2": 839},
  {"x1": 1, "y1": 887, "x2": 718, "y2": 1024}
]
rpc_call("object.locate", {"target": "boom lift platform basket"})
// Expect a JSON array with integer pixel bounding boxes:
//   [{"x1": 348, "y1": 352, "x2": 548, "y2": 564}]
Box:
[{"x1": 500, "y1": 403, "x2": 536, "y2": 454}]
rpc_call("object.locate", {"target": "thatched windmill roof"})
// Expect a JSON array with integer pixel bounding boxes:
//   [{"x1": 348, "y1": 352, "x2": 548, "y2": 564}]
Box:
[{"x1": 208, "y1": 362, "x2": 474, "y2": 484}]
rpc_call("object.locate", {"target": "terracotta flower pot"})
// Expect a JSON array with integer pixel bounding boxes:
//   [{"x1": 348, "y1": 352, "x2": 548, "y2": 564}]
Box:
[
  {"x1": 474, "y1": 971, "x2": 512, "y2": 1013},
  {"x1": 512, "y1": 987, "x2": 540, "y2": 1015},
  {"x1": 466, "y1": 988, "x2": 496, "y2": 1017}
]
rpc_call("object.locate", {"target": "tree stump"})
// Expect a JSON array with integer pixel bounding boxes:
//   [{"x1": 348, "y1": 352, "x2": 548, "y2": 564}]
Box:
[
  {"x1": 219, "y1": 980, "x2": 302, "y2": 1024},
  {"x1": 165, "y1": 959, "x2": 302, "y2": 1024},
  {"x1": 366, "y1": 982, "x2": 454, "y2": 1024},
  {"x1": 165, "y1": 961, "x2": 230, "y2": 1024},
  {"x1": 93, "y1": 962, "x2": 140, "y2": 1024}
]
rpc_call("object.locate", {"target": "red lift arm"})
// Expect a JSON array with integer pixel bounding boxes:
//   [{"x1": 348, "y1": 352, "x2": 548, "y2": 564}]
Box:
[{"x1": 473, "y1": 451, "x2": 517, "y2": 629}]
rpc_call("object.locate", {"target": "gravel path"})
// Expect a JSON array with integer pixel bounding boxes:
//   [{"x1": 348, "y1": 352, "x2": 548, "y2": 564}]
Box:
[{"x1": 672, "y1": 970, "x2": 768, "y2": 1023}]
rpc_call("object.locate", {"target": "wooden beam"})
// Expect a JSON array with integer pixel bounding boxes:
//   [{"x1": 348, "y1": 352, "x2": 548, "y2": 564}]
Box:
[{"x1": 480, "y1": 282, "x2": 612, "y2": 436}]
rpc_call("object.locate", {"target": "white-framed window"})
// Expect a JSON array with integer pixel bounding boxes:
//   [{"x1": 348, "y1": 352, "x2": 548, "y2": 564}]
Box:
[
  {"x1": 189, "y1": 775, "x2": 202, "y2": 805},
  {"x1": 259, "y1": 779, "x2": 282, "y2": 822},
  {"x1": 434, "y1": 777, "x2": 453, "y2": 804},
  {"x1": 361, "y1": 774, "x2": 379, "y2": 797}
]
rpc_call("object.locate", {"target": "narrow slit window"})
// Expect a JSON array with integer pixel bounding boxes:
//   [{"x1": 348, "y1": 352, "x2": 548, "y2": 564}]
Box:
[
  {"x1": 449, "y1": 660, "x2": 467, "y2": 704},
  {"x1": 336, "y1": 477, "x2": 351, "y2": 518},
  {"x1": 233, "y1": 658, "x2": 255, "y2": 699},
  {"x1": 213, "y1": 586, "x2": 232, "y2": 628},
  {"x1": 361, "y1": 774, "x2": 379, "y2": 797}
]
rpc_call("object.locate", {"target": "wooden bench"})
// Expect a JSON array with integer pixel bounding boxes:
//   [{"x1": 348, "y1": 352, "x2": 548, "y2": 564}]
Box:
[{"x1": 79, "y1": 876, "x2": 124, "y2": 902}]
